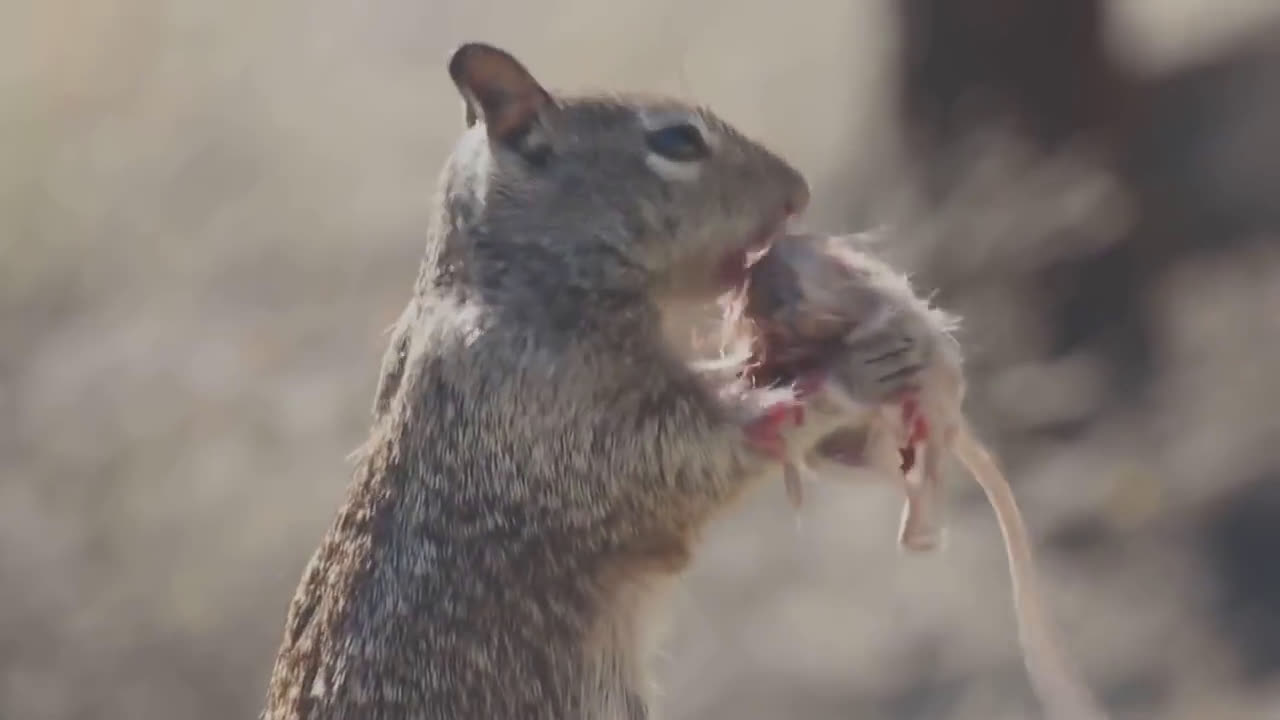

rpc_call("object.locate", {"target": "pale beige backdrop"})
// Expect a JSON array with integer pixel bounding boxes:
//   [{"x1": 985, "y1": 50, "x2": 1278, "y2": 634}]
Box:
[{"x1": 5, "y1": 1, "x2": 1280, "y2": 719}]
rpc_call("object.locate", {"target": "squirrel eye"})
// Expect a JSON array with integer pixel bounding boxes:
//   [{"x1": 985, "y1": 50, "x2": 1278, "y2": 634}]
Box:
[{"x1": 644, "y1": 123, "x2": 710, "y2": 162}]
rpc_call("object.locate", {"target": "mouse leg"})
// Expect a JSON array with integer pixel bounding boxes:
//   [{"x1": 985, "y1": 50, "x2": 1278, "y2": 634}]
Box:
[{"x1": 896, "y1": 392, "x2": 947, "y2": 551}]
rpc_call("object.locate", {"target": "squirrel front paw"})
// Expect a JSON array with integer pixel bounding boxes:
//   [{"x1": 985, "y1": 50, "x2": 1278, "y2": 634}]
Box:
[
  {"x1": 740, "y1": 370, "x2": 829, "y2": 460},
  {"x1": 743, "y1": 399, "x2": 805, "y2": 459}
]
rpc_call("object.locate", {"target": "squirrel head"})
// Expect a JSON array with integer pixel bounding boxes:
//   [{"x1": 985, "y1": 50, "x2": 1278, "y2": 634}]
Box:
[{"x1": 436, "y1": 43, "x2": 810, "y2": 306}]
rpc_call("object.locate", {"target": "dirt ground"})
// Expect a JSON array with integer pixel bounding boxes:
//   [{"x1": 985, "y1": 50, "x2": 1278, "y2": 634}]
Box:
[{"x1": 5, "y1": 2, "x2": 1280, "y2": 718}]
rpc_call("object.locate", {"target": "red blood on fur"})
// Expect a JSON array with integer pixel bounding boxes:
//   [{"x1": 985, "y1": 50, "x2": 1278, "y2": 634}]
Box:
[
  {"x1": 744, "y1": 401, "x2": 802, "y2": 459},
  {"x1": 897, "y1": 395, "x2": 931, "y2": 473}
]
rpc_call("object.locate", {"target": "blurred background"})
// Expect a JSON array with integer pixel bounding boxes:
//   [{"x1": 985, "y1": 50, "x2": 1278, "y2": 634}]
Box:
[{"x1": 5, "y1": 1, "x2": 1280, "y2": 718}]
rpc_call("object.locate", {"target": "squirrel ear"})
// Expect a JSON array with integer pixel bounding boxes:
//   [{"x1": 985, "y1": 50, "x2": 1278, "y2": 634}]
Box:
[{"x1": 448, "y1": 43, "x2": 556, "y2": 156}]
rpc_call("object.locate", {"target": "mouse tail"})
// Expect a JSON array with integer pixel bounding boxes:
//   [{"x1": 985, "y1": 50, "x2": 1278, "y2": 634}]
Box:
[{"x1": 952, "y1": 419, "x2": 1109, "y2": 720}]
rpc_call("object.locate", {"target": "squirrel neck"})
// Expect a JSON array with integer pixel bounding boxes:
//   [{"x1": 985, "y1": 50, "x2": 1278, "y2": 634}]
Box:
[
  {"x1": 415, "y1": 221, "x2": 663, "y2": 346},
  {"x1": 425, "y1": 199, "x2": 660, "y2": 290}
]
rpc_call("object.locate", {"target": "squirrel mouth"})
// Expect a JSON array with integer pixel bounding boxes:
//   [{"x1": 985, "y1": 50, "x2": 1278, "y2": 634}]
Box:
[{"x1": 718, "y1": 215, "x2": 796, "y2": 289}]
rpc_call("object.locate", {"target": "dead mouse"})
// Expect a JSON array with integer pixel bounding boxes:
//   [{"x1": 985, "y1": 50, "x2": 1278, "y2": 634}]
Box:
[
  {"x1": 723, "y1": 229, "x2": 962, "y2": 551},
  {"x1": 723, "y1": 229, "x2": 1109, "y2": 720}
]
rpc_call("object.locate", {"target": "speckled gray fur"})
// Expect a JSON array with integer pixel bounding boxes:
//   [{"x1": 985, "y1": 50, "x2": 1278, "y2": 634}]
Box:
[{"x1": 260, "y1": 44, "x2": 840, "y2": 720}]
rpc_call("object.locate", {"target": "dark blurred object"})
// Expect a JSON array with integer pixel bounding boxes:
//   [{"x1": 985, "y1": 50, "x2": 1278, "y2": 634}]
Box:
[
  {"x1": 1204, "y1": 473, "x2": 1280, "y2": 682},
  {"x1": 897, "y1": 0, "x2": 1123, "y2": 162},
  {"x1": 893, "y1": 0, "x2": 1280, "y2": 404},
  {"x1": 890, "y1": 1, "x2": 1280, "y2": 698},
  {"x1": 1124, "y1": 21, "x2": 1280, "y2": 248}
]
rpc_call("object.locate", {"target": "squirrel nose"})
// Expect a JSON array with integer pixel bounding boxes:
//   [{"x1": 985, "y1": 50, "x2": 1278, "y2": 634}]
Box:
[
  {"x1": 767, "y1": 154, "x2": 810, "y2": 216},
  {"x1": 754, "y1": 148, "x2": 811, "y2": 216},
  {"x1": 785, "y1": 181, "x2": 811, "y2": 216}
]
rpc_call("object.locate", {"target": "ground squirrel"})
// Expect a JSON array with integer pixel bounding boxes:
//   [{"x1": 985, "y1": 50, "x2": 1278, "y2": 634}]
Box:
[{"x1": 260, "y1": 43, "x2": 918, "y2": 720}]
